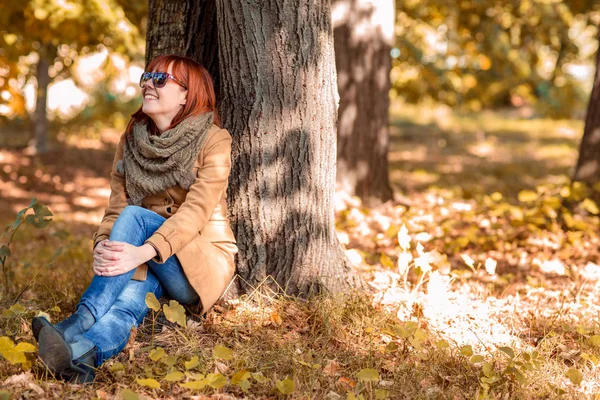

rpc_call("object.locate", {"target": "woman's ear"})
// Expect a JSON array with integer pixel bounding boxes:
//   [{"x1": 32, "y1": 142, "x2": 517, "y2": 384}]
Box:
[{"x1": 180, "y1": 95, "x2": 187, "y2": 106}]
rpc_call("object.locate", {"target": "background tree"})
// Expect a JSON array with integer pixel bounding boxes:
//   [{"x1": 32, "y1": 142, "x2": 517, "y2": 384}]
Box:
[
  {"x1": 573, "y1": 30, "x2": 600, "y2": 196},
  {"x1": 0, "y1": 0, "x2": 144, "y2": 153},
  {"x1": 145, "y1": 0, "x2": 356, "y2": 296},
  {"x1": 332, "y1": 0, "x2": 394, "y2": 205}
]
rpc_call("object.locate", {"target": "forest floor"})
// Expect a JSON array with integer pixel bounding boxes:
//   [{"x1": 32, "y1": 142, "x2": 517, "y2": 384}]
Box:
[{"x1": 0, "y1": 105, "x2": 599, "y2": 399}]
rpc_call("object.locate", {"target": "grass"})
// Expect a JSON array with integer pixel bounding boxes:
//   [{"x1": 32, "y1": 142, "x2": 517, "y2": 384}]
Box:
[{"x1": 1, "y1": 104, "x2": 600, "y2": 399}]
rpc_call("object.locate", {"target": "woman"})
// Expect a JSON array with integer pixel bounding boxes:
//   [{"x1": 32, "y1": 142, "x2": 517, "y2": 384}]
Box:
[{"x1": 31, "y1": 55, "x2": 237, "y2": 384}]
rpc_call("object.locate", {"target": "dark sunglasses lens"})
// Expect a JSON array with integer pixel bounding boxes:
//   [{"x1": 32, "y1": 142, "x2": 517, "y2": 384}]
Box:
[
  {"x1": 140, "y1": 72, "x2": 151, "y2": 87},
  {"x1": 154, "y1": 73, "x2": 168, "y2": 88}
]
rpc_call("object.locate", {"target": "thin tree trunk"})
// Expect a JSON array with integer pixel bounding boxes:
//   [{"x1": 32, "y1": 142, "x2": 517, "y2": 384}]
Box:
[
  {"x1": 146, "y1": 0, "x2": 220, "y2": 96},
  {"x1": 34, "y1": 49, "x2": 50, "y2": 154},
  {"x1": 333, "y1": 0, "x2": 394, "y2": 205},
  {"x1": 573, "y1": 31, "x2": 600, "y2": 195},
  {"x1": 216, "y1": 0, "x2": 357, "y2": 296}
]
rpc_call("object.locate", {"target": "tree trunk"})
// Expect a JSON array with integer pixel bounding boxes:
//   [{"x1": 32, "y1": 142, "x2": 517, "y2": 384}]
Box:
[
  {"x1": 332, "y1": 0, "x2": 394, "y2": 205},
  {"x1": 146, "y1": 0, "x2": 220, "y2": 96},
  {"x1": 573, "y1": 31, "x2": 600, "y2": 195},
  {"x1": 34, "y1": 49, "x2": 50, "y2": 154},
  {"x1": 216, "y1": 0, "x2": 356, "y2": 296}
]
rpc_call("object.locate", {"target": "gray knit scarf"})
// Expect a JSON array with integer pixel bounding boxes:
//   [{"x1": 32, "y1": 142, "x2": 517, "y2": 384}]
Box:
[{"x1": 116, "y1": 112, "x2": 213, "y2": 205}]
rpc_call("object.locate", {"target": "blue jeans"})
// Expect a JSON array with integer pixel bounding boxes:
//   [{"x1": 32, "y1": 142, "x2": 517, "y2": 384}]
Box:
[{"x1": 72, "y1": 206, "x2": 198, "y2": 366}]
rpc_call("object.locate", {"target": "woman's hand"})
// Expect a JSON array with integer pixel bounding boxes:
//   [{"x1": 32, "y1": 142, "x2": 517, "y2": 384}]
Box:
[{"x1": 93, "y1": 240, "x2": 157, "y2": 277}]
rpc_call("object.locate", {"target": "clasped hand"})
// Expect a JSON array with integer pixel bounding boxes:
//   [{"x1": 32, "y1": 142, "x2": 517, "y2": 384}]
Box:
[{"x1": 93, "y1": 240, "x2": 157, "y2": 276}]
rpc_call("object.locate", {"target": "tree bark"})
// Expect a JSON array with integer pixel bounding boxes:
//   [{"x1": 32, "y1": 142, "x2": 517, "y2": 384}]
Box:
[
  {"x1": 34, "y1": 48, "x2": 50, "y2": 154},
  {"x1": 332, "y1": 0, "x2": 394, "y2": 205},
  {"x1": 573, "y1": 31, "x2": 600, "y2": 194},
  {"x1": 146, "y1": 0, "x2": 220, "y2": 96},
  {"x1": 216, "y1": 0, "x2": 356, "y2": 296}
]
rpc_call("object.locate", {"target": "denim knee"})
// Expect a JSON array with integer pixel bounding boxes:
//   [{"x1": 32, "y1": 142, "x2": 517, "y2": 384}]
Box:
[{"x1": 117, "y1": 205, "x2": 148, "y2": 223}]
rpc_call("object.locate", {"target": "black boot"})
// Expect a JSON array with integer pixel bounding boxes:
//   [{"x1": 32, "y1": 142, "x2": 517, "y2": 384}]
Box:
[
  {"x1": 37, "y1": 323, "x2": 73, "y2": 376},
  {"x1": 37, "y1": 324, "x2": 97, "y2": 384},
  {"x1": 32, "y1": 316, "x2": 53, "y2": 342},
  {"x1": 67, "y1": 348, "x2": 97, "y2": 384}
]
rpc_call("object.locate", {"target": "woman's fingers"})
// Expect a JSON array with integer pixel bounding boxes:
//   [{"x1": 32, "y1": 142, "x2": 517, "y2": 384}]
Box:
[
  {"x1": 95, "y1": 252, "x2": 120, "y2": 261},
  {"x1": 103, "y1": 241, "x2": 125, "y2": 251}
]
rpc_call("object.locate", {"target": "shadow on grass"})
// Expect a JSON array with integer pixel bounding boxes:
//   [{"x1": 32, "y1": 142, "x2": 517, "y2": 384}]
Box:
[{"x1": 388, "y1": 116, "x2": 580, "y2": 200}]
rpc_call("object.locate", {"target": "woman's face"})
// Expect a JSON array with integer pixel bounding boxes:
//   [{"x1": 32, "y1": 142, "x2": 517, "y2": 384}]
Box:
[{"x1": 141, "y1": 63, "x2": 187, "y2": 129}]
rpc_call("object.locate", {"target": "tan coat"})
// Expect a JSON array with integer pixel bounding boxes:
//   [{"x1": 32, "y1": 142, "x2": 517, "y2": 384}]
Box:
[{"x1": 93, "y1": 124, "x2": 237, "y2": 314}]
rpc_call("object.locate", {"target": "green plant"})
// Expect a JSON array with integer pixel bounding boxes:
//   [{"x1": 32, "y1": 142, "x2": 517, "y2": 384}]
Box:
[{"x1": 0, "y1": 198, "x2": 53, "y2": 301}]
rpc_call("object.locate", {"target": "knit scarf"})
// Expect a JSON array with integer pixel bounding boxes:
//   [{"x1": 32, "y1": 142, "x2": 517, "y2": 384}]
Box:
[{"x1": 116, "y1": 112, "x2": 213, "y2": 205}]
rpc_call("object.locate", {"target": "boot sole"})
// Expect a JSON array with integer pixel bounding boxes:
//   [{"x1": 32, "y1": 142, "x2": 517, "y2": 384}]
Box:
[{"x1": 38, "y1": 325, "x2": 72, "y2": 375}]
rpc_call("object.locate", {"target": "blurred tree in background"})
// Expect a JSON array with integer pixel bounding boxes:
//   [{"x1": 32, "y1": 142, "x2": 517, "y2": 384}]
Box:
[
  {"x1": 393, "y1": 0, "x2": 600, "y2": 118},
  {"x1": 0, "y1": 0, "x2": 146, "y2": 152},
  {"x1": 333, "y1": 0, "x2": 395, "y2": 205},
  {"x1": 573, "y1": 29, "x2": 600, "y2": 197}
]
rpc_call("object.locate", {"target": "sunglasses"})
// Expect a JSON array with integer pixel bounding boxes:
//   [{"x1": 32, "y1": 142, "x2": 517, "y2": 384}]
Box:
[{"x1": 140, "y1": 72, "x2": 188, "y2": 90}]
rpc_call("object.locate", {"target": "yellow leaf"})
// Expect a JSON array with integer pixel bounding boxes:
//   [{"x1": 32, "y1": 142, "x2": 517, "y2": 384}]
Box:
[
  {"x1": 180, "y1": 380, "x2": 207, "y2": 390},
  {"x1": 252, "y1": 372, "x2": 270, "y2": 384},
  {"x1": 460, "y1": 345, "x2": 473, "y2": 357},
  {"x1": 566, "y1": 368, "x2": 583, "y2": 385},
  {"x1": 470, "y1": 355, "x2": 484, "y2": 364},
  {"x1": 8, "y1": 304, "x2": 26, "y2": 314},
  {"x1": 436, "y1": 340, "x2": 449, "y2": 349},
  {"x1": 276, "y1": 378, "x2": 295, "y2": 394},
  {"x1": 498, "y1": 346, "x2": 515, "y2": 359},
  {"x1": 163, "y1": 300, "x2": 186, "y2": 327},
  {"x1": 589, "y1": 336, "x2": 600, "y2": 347},
  {"x1": 136, "y1": 378, "x2": 160, "y2": 389},
  {"x1": 145, "y1": 293, "x2": 161, "y2": 312},
  {"x1": 206, "y1": 373, "x2": 228, "y2": 389},
  {"x1": 3, "y1": 34, "x2": 17, "y2": 46},
  {"x1": 490, "y1": 192, "x2": 503, "y2": 201},
  {"x1": 185, "y1": 371, "x2": 205, "y2": 380},
  {"x1": 164, "y1": 371, "x2": 184, "y2": 382},
  {"x1": 149, "y1": 347, "x2": 164, "y2": 361},
  {"x1": 162, "y1": 355, "x2": 178, "y2": 366},
  {"x1": 120, "y1": 388, "x2": 140, "y2": 400},
  {"x1": 582, "y1": 198, "x2": 599, "y2": 215},
  {"x1": 212, "y1": 345, "x2": 233, "y2": 360},
  {"x1": 375, "y1": 389, "x2": 389, "y2": 399},
  {"x1": 13, "y1": 343, "x2": 36, "y2": 353},
  {"x1": 356, "y1": 368, "x2": 379, "y2": 382},
  {"x1": 1, "y1": 349, "x2": 26, "y2": 364},
  {"x1": 231, "y1": 369, "x2": 251, "y2": 385},
  {"x1": 238, "y1": 379, "x2": 251, "y2": 391},
  {"x1": 184, "y1": 355, "x2": 199, "y2": 370},
  {"x1": 0, "y1": 337, "x2": 16, "y2": 351},
  {"x1": 379, "y1": 253, "x2": 395, "y2": 269},
  {"x1": 110, "y1": 362, "x2": 125, "y2": 372},
  {"x1": 518, "y1": 190, "x2": 537, "y2": 203}
]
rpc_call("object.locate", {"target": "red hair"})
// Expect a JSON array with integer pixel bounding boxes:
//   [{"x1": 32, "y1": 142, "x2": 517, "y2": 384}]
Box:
[{"x1": 126, "y1": 55, "x2": 220, "y2": 135}]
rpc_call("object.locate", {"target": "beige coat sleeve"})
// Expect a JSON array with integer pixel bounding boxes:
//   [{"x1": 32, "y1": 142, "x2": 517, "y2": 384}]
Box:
[
  {"x1": 144, "y1": 129, "x2": 232, "y2": 263},
  {"x1": 92, "y1": 133, "x2": 128, "y2": 248}
]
